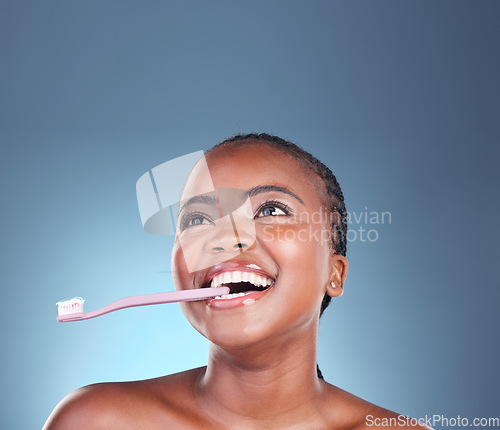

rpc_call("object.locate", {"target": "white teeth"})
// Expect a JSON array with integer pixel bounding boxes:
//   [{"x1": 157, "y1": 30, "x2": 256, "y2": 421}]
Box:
[
  {"x1": 233, "y1": 271, "x2": 242, "y2": 283},
  {"x1": 210, "y1": 270, "x2": 274, "y2": 289},
  {"x1": 211, "y1": 274, "x2": 222, "y2": 288},
  {"x1": 213, "y1": 291, "x2": 255, "y2": 300},
  {"x1": 248, "y1": 272, "x2": 258, "y2": 286}
]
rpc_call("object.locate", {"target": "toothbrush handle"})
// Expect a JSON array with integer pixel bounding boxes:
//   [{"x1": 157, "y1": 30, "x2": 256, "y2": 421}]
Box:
[{"x1": 58, "y1": 287, "x2": 229, "y2": 322}]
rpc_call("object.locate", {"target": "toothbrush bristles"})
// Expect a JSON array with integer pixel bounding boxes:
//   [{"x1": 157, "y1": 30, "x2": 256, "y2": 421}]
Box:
[{"x1": 56, "y1": 297, "x2": 85, "y2": 316}]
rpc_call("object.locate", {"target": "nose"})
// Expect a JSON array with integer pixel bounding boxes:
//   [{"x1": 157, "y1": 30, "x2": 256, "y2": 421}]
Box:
[{"x1": 205, "y1": 215, "x2": 254, "y2": 254}]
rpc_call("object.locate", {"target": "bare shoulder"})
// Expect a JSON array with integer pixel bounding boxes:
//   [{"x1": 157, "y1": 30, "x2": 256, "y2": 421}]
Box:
[
  {"x1": 43, "y1": 368, "x2": 206, "y2": 430},
  {"x1": 322, "y1": 382, "x2": 433, "y2": 430},
  {"x1": 42, "y1": 383, "x2": 132, "y2": 430}
]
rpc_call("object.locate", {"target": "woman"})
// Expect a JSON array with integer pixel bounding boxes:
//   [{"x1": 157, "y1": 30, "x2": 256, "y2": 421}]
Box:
[{"x1": 44, "y1": 134, "x2": 429, "y2": 429}]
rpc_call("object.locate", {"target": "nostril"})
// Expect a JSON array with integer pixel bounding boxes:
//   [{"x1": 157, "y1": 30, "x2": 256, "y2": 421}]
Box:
[{"x1": 209, "y1": 243, "x2": 247, "y2": 253}]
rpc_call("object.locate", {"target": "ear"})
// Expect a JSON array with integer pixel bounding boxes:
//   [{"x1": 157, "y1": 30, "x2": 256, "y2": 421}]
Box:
[{"x1": 326, "y1": 254, "x2": 348, "y2": 298}]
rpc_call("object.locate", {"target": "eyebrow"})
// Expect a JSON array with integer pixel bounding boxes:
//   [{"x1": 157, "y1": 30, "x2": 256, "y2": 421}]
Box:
[
  {"x1": 247, "y1": 185, "x2": 304, "y2": 205},
  {"x1": 178, "y1": 194, "x2": 219, "y2": 214},
  {"x1": 178, "y1": 185, "x2": 304, "y2": 214}
]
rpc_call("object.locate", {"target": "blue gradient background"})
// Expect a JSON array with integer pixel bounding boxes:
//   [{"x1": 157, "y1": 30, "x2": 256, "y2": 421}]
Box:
[{"x1": 1, "y1": 1, "x2": 498, "y2": 428}]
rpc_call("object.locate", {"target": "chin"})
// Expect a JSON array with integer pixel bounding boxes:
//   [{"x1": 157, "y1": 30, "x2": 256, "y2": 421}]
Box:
[{"x1": 197, "y1": 316, "x2": 276, "y2": 351}]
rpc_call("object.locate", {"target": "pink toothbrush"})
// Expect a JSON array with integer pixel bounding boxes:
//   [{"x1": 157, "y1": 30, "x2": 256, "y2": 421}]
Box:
[{"x1": 56, "y1": 287, "x2": 230, "y2": 322}]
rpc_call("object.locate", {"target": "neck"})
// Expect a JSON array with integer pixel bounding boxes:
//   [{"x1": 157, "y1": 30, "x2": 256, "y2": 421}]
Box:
[{"x1": 196, "y1": 320, "x2": 326, "y2": 423}]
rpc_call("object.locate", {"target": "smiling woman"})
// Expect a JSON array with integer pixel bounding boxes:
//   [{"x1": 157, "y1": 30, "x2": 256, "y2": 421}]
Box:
[{"x1": 43, "y1": 134, "x2": 431, "y2": 430}]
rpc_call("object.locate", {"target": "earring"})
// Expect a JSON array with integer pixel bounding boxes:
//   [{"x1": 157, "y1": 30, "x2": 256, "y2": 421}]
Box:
[{"x1": 330, "y1": 281, "x2": 336, "y2": 289}]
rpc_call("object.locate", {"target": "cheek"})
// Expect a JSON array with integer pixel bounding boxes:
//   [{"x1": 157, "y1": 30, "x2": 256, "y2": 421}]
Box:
[
  {"x1": 171, "y1": 240, "x2": 210, "y2": 334},
  {"x1": 259, "y1": 222, "x2": 327, "y2": 255},
  {"x1": 257, "y1": 224, "x2": 330, "y2": 330},
  {"x1": 171, "y1": 240, "x2": 191, "y2": 291},
  {"x1": 258, "y1": 224, "x2": 331, "y2": 286}
]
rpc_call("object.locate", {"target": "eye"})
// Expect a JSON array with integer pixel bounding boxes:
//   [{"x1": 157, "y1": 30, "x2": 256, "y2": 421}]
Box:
[
  {"x1": 260, "y1": 206, "x2": 286, "y2": 217},
  {"x1": 189, "y1": 215, "x2": 208, "y2": 226},
  {"x1": 180, "y1": 212, "x2": 214, "y2": 230},
  {"x1": 255, "y1": 200, "x2": 290, "y2": 218}
]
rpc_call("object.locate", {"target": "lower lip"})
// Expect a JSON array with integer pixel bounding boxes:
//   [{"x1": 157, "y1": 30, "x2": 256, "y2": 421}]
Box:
[{"x1": 206, "y1": 288, "x2": 271, "y2": 309}]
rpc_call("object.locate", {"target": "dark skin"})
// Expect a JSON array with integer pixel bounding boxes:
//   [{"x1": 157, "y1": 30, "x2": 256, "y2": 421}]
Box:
[{"x1": 44, "y1": 143, "x2": 431, "y2": 430}]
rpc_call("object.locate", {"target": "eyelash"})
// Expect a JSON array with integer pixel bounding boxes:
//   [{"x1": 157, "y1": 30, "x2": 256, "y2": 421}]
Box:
[
  {"x1": 179, "y1": 211, "x2": 214, "y2": 230},
  {"x1": 254, "y1": 200, "x2": 292, "y2": 218},
  {"x1": 179, "y1": 199, "x2": 292, "y2": 231}
]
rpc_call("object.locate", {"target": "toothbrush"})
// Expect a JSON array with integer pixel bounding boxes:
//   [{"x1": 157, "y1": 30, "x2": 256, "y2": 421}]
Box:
[{"x1": 56, "y1": 287, "x2": 230, "y2": 322}]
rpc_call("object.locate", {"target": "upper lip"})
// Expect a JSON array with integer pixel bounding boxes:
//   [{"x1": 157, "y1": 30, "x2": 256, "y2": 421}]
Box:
[{"x1": 202, "y1": 261, "x2": 276, "y2": 288}]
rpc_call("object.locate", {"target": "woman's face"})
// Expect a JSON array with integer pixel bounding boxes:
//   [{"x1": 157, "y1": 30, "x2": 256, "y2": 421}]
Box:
[{"x1": 171, "y1": 143, "x2": 345, "y2": 349}]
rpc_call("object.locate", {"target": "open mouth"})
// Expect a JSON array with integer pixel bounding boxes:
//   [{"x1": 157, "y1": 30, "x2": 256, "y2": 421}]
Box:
[{"x1": 207, "y1": 270, "x2": 274, "y2": 300}]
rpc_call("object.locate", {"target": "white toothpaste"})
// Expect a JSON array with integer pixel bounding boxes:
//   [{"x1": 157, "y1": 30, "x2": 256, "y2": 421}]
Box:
[{"x1": 56, "y1": 297, "x2": 85, "y2": 315}]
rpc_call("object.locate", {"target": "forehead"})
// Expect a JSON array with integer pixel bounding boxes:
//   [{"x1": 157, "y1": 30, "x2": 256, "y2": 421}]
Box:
[{"x1": 181, "y1": 143, "x2": 325, "y2": 204}]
